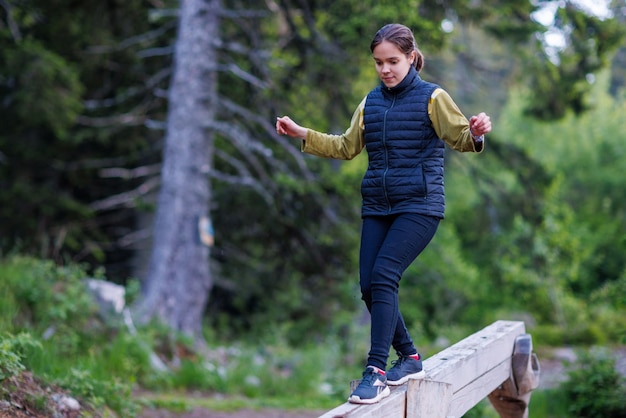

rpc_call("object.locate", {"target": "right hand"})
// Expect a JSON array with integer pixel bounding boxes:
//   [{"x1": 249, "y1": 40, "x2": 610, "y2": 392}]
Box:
[
  {"x1": 469, "y1": 112, "x2": 492, "y2": 137},
  {"x1": 276, "y1": 116, "x2": 308, "y2": 139}
]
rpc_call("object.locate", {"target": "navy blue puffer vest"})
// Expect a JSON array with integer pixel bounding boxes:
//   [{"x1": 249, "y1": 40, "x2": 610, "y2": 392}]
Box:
[{"x1": 361, "y1": 66, "x2": 445, "y2": 218}]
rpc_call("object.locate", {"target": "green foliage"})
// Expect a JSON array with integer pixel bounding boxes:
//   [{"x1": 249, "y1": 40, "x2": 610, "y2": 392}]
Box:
[
  {"x1": 1, "y1": 256, "x2": 142, "y2": 415},
  {"x1": 480, "y1": 0, "x2": 542, "y2": 42},
  {"x1": 591, "y1": 272, "x2": 626, "y2": 344},
  {"x1": 399, "y1": 223, "x2": 486, "y2": 341},
  {"x1": 2, "y1": 255, "x2": 626, "y2": 417},
  {"x1": 525, "y1": 3, "x2": 626, "y2": 119},
  {"x1": 561, "y1": 348, "x2": 626, "y2": 418},
  {"x1": 161, "y1": 337, "x2": 358, "y2": 405},
  {"x1": 447, "y1": 74, "x2": 626, "y2": 345},
  {"x1": 2, "y1": 256, "x2": 355, "y2": 412},
  {"x1": 2, "y1": 0, "x2": 625, "y2": 353},
  {"x1": 208, "y1": 160, "x2": 362, "y2": 344},
  {"x1": 55, "y1": 368, "x2": 139, "y2": 417},
  {"x1": 0, "y1": 256, "x2": 98, "y2": 337},
  {"x1": 1, "y1": 40, "x2": 83, "y2": 139},
  {"x1": 0, "y1": 333, "x2": 41, "y2": 380},
  {"x1": 0, "y1": 0, "x2": 170, "y2": 272}
]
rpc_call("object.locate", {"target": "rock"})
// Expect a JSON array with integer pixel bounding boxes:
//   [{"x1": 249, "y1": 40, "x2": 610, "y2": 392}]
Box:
[
  {"x1": 52, "y1": 394, "x2": 81, "y2": 411},
  {"x1": 84, "y1": 278, "x2": 126, "y2": 320}
]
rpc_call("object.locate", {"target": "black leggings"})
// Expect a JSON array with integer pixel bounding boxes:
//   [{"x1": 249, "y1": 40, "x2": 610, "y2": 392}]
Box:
[{"x1": 359, "y1": 213, "x2": 440, "y2": 370}]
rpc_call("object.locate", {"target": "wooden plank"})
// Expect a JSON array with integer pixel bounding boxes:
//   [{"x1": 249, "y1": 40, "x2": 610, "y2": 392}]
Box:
[
  {"x1": 317, "y1": 402, "x2": 361, "y2": 418},
  {"x1": 406, "y1": 379, "x2": 453, "y2": 418},
  {"x1": 448, "y1": 357, "x2": 511, "y2": 417},
  {"x1": 423, "y1": 320, "x2": 525, "y2": 392},
  {"x1": 318, "y1": 385, "x2": 407, "y2": 418}
]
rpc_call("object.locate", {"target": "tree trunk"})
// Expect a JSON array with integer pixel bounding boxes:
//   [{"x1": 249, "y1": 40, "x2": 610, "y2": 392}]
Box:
[{"x1": 133, "y1": 0, "x2": 220, "y2": 341}]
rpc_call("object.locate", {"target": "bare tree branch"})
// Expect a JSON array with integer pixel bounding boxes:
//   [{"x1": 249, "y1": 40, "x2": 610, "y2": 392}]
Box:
[
  {"x1": 218, "y1": 97, "x2": 314, "y2": 181},
  {"x1": 209, "y1": 168, "x2": 275, "y2": 206},
  {"x1": 118, "y1": 227, "x2": 152, "y2": 249},
  {"x1": 216, "y1": 63, "x2": 270, "y2": 89},
  {"x1": 137, "y1": 45, "x2": 175, "y2": 58},
  {"x1": 83, "y1": 68, "x2": 170, "y2": 110},
  {"x1": 209, "y1": 120, "x2": 278, "y2": 192},
  {"x1": 53, "y1": 156, "x2": 141, "y2": 171},
  {"x1": 76, "y1": 113, "x2": 147, "y2": 127},
  {"x1": 99, "y1": 164, "x2": 162, "y2": 179},
  {"x1": 77, "y1": 100, "x2": 155, "y2": 127},
  {"x1": 90, "y1": 177, "x2": 160, "y2": 211},
  {"x1": 218, "y1": 9, "x2": 269, "y2": 19},
  {"x1": 145, "y1": 119, "x2": 167, "y2": 130},
  {"x1": 86, "y1": 20, "x2": 178, "y2": 54}
]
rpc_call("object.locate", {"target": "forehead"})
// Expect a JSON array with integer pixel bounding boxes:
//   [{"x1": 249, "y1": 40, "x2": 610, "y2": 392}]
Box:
[{"x1": 372, "y1": 40, "x2": 405, "y2": 59}]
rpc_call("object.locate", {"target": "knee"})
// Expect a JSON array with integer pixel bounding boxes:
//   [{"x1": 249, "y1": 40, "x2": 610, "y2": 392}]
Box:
[{"x1": 370, "y1": 265, "x2": 399, "y2": 292}]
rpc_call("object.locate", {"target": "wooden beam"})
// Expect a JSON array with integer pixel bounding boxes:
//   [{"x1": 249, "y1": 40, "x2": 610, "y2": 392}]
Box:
[
  {"x1": 418, "y1": 320, "x2": 526, "y2": 417},
  {"x1": 422, "y1": 321, "x2": 526, "y2": 390},
  {"x1": 317, "y1": 320, "x2": 528, "y2": 418},
  {"x1": 318, "y1": 385, "x2": 407, "y2": 418},
  {"x1": 406, "y1": 379, "x2": 453, "y2": 418}
]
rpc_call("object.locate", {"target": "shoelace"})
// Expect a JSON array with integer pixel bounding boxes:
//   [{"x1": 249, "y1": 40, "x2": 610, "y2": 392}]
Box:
[
  {"x1": 390, "y1": 356, "x2": 406, "y2": 368},
  {"x1": 361, "y1": 369, "x2": 381, "y2": 385}
]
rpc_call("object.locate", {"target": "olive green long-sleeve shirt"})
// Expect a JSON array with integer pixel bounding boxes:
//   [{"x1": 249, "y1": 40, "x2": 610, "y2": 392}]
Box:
[{"x1": 302, "y1": 88, "x2": 484, "y2": 159}]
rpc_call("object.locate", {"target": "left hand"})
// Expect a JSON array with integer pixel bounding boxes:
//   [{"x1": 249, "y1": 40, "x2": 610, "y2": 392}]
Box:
[{"x1": 469, "y1": 112, "x2": 492, "y2": 137}]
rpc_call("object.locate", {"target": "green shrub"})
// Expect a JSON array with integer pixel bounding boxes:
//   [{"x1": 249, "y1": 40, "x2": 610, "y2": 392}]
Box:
[
  {"x1": 0, "y1": 333, "x2": 41, "y2": 380},
  {"x1": 56, "y1": 368, "x2": 139, "y2": 417},
  {"x1": 561, "y1": 348, "x2": 626, "y2": 418},
  {"x1": 1, "y1": 256, "x2": 144, "y2": 415},
  {"x1": 0, "y1": 256, "x2": 98, "y2": 337}
]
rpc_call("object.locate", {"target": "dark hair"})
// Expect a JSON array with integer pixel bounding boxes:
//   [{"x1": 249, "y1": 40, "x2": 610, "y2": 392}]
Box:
[{"x1": 370, "y1": 23, "x2": 424, "y2": 72}]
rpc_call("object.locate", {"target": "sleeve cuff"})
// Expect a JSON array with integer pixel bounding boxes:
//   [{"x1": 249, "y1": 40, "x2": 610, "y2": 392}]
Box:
[{"x1": 472, "y1": 134, "x2": 484, "y2": 152}]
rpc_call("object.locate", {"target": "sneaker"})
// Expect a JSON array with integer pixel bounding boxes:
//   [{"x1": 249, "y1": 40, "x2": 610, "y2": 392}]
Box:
[
  {"x1": 386, "y1": 354, "x2": 426, "y2": 386},
  {"x1": 348, "y1": 366, "x2": 390, "y2": 404}
]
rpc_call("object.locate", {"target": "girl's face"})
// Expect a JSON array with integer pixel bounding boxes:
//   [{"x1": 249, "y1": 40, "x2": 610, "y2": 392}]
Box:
[{"x1": 372, "y1": 40, "x2": 415, "y2": 88}]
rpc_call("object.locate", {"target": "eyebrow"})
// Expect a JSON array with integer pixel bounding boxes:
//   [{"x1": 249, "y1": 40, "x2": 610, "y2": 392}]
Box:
[{"x1": 373, "y1": 56, "x2": 401, "y2": 61}]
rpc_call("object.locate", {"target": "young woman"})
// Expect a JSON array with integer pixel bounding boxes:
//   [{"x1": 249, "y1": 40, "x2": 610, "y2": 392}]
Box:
[{"x1": 276, "y1": 23, "x2": 491, "y2": 404}]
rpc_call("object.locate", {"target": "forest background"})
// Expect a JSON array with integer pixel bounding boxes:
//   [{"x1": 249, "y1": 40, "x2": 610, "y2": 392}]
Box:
[{"x1": 1, "y1": 0, "x2": 626, "y2": 416}]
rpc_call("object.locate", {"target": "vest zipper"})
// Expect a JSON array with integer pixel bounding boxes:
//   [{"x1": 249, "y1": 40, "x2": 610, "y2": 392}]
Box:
[{"x1": 382, "y1": 95, "x2": 396, "y2": 214}]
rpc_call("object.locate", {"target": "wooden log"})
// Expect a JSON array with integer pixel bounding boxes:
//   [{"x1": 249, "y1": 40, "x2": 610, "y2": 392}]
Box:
[{"x1": 487, "y1": 334, "x2": 540, "y2": 418}]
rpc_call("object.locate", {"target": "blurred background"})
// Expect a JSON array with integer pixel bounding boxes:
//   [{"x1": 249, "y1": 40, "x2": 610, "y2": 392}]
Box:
[{"x1": 1, "y1": 0, "x2": 625, "y2": 416}]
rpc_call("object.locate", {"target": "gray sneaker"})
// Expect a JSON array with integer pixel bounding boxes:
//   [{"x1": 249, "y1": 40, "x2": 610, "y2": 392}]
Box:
[{"x1": 386, "y1": 354, "x2": 426, "y2": 386}]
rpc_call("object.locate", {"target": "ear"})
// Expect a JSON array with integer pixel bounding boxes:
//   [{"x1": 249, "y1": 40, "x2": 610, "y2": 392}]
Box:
[{"x1": 409, "y1": 50, "x2": 417, "y2": 64}]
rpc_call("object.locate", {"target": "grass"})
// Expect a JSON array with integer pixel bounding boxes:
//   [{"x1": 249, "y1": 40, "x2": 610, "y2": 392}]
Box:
[{"x1": 136, "y1": 390, "x2": 337, "y2": 412}]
